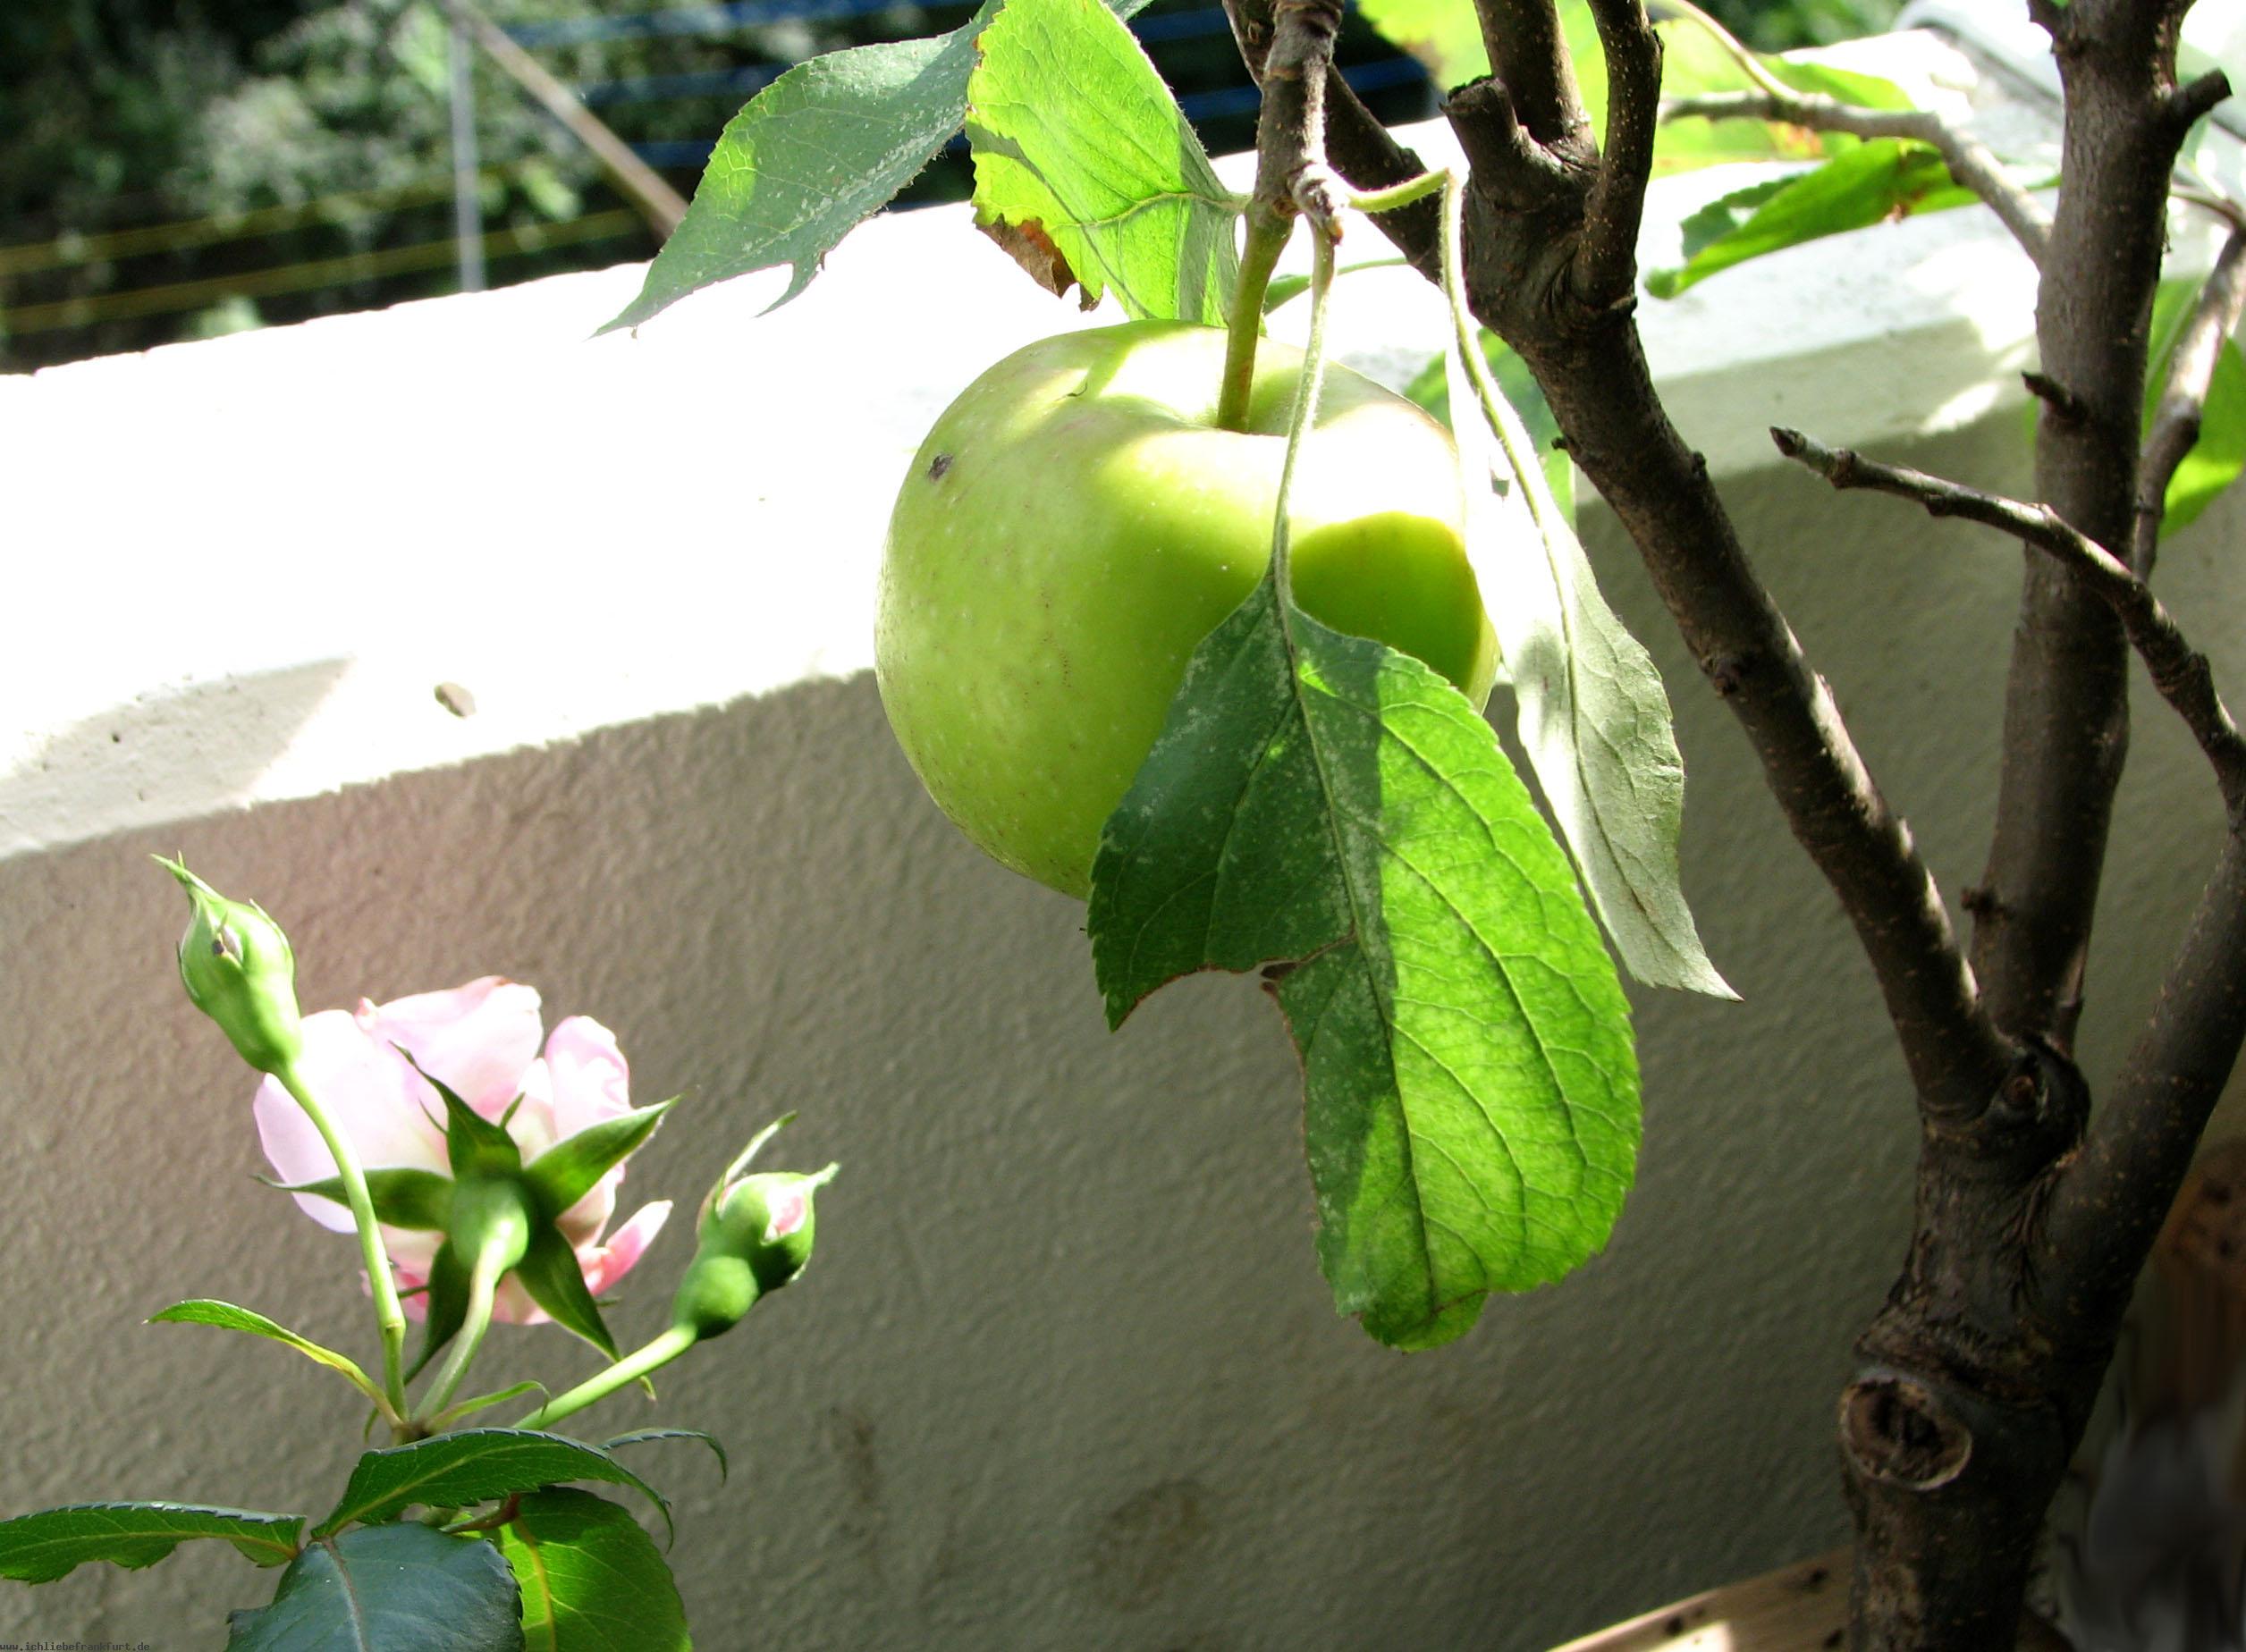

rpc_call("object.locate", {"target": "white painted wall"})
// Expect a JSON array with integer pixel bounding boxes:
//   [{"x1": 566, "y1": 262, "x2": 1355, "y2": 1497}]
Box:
[{"x1": 4, "y1": 29, "x2": 2244, "y2": 1650}]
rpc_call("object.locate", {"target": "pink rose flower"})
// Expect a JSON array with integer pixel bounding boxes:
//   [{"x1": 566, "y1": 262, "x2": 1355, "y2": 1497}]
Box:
[{"x1": 253, "y1": 977, "x2": 670, "y2": 1325}]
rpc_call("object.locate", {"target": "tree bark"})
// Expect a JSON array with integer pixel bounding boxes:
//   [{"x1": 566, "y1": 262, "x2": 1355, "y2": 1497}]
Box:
[
  {"x1": 1415, "y1": 0, "x2": 2237, "y2": 1646},
  {"x1": 1251, "y1": 0, "x2": 2244, "y2": 1638}
]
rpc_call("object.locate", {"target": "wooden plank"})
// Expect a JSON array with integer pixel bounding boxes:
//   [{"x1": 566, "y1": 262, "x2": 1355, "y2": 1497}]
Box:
[
  {"x1": 1549, "y1": 1549, "x2": 1848, "y2": 1652},
  {"x1": 1548, "y1": 1552, "x2": 2074, "y2": 1652}
]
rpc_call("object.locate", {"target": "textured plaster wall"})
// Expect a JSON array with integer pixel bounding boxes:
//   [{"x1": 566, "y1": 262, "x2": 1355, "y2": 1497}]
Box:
[{"x1": 7, "y1": 400, "x2": 2245, "y2": 1648}]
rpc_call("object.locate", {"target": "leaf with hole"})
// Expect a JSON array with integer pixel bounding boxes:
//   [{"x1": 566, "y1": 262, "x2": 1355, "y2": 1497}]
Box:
[{"x1": 1088, "y1": 575, "x2": 1641, "y2": 1347}]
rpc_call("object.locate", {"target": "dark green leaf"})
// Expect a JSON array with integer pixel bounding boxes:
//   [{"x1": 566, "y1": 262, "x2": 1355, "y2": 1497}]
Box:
[
  {"x1": 1404, "y1": 329, "x2": 1575, "y2": 521},
  {"x1": 2144, "y1": 274, "x2": 2246, "y2": 536},
  {"x1": 148, "y1": 1301, "x2": 389, "y2": 1413},
  {"x1": 1088, "y1": 578, "x2": 1641, "y2": 1347},
  {"x1": 314, "y1": 1430, "x2": 669, "y2": 1545},
  {"x1": 511, "y1": 1224, "x2": 621, "y2": 1363},
  {"x1": 1646, "y1": 139, "x2": 1978, "y2": 298},
  {"x1": 602, "y1": 1429, "x2": 729, "y2": 1483},
  {"x1": 0, "y1": 1503, "x2": 300, "y2": 1582},
  {"x1": 264, "y1": 1167, "x2": 455, "y2": 1231},
  {"x1": 497, "y1": 1489, "x2": 688, "y2": 1652},
  {"x1": 967, "y1": 0, "x2": 1237, "y2": 323},
  {"x1": 1445, "y1": 325, "x2": 1730, "y2": 996},
  {"x1": 521, "y1": 1101, "x2": 673, "y2": 1221},
  {"x1": 603, "y1": 0, "x2": 1155, "y2": 333},
  {"x1": 226, "y1": 1523, "x2": 521, "y2": 1651}
]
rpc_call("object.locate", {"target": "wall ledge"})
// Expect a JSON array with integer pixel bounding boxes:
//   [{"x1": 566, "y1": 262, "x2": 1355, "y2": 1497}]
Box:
[{"x1": 4, "y1": 21, "x2": 2229, "y2": 863}]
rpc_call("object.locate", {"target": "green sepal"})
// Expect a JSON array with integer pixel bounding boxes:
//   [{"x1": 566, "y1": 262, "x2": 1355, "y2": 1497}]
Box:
[
  {"x1": 512, "y1": 1222, "x2": 621, "y2": 1362},
  {"x1": 261, "y1": 1167, "x2": 455, "y2": 1231},
  {"x1": 148, "y1": 1300, "x2": 392, "y2": 1418},
  {"x1": 522, "y1": 1099, "x2": 674, "y2": 1219},
  {"x1": 0, "y1": 1502, "x2": 302, "y2": 1582},
  {"x1": 403, "y1": 1058, "x2": 526, "y2": 1182},
  {"x1": 403, "y1": 1240, "x2": 473, "y2": 1386}
]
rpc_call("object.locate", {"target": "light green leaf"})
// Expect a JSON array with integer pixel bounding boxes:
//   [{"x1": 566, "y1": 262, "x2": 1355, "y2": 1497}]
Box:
[
  {"x1": 604, "y1": 13, "x2": 993, "y2": 333},
  {"x1": 603, "y1": 0, "x2": 1156, "y2": 333},
  {"x1": 148, "y1": 1300, "x2": 389, "y2": 1414},
  {"x1": 1351, "y1": 1, "x2": 1908, "y2": 172},
  {"x1": 1404, "y1": 328, "x2": 1574, "y2": 524},
  {"x1": 967, "y1": 0, "x2": 1239, "y2": 324},
  {"x1": 1088, "y1": 578, "x2": 1641, "y2": 1347},
  {"x1": 0, "y1": 1503, "x2": 301, "y2": 1582},
  {"x1": 1446, "y1": 316, "x2": 1732, "y2": 998},
  {"x1": 497, "y1": 1489, "x2": 688, "y2": 1652},
  {"x1": 2145, "y1": 274, "x2": 2246, "y2": 537},
  {"x1": 1353, "y1": 0, "x2": 1490, "y2": 90},
  {"x1": 226, "y1": 1523, "x2": 521, "y2": 1651},
  {"x1": 314, "y1": 1430, "x2": 669, "y2": 1545},
  {"x1": 1647, "y1": 139, "x2": 1977, "y2": 297},
  {"x1": 1672, "y1": 174, "x2": 1794, "y2": 263},
  {"x1": 1648, "y1": 23, "x2": 1915, "y2": 173}
]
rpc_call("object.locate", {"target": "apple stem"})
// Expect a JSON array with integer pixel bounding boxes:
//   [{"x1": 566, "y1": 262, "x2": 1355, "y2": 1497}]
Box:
[
  {"x1": 1437, "y1": 169, "x2": 1560, "y2": 536},
  {"x1": 1216, "y1": 205, "x2": 1293, "y2": 434},
  {"x1": 1266, "y1": 223, "x2": 1338, "y2": 600}
]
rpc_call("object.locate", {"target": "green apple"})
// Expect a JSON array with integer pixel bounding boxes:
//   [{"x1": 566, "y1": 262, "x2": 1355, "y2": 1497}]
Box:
[{"x1": 877, "y1": 318, "x2": 1499, "y2": 898}]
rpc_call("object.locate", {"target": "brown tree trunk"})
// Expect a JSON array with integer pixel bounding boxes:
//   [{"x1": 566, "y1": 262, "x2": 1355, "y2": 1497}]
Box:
[{"x1": 1241, "y1": 0, "x2": 2245, "y2": 1641}]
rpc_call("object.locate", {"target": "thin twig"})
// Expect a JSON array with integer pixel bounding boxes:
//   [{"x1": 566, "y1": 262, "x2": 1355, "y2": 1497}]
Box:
[
  {"x1": 1773, "y1": 427, "x2": 2246, "y2": 809},
  {"x1": 1662, "y1": 90, "x2": 2051, "y2": 266},
  {"x1": 1469, "y1": 0, "x2": 1585, "y2": 147},
  {"x1": 1659, "y1": 0, "x2": 1794, "y2": 99},
  {"x1": 1214, "y1": 0, "x2": 1344, "y2": 432},
  {"x1": 1577, "y1": 0, "x2": 1662, "y2": 308},
  {"x1": 1436, "y1": 0, "x2": 2007, "y2": 1117},
  {"x1": 2137, "y1": 227, "x2": 2246, "y2": 575}
]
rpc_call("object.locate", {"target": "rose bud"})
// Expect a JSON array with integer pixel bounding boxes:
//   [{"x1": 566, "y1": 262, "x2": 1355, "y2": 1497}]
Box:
[
  {"x1": 157, "y1": 857, "x2": 303, "y2": 1076},
  {"x1": 671, "y1": 1117, "x2": 836, "y2": 1341}
]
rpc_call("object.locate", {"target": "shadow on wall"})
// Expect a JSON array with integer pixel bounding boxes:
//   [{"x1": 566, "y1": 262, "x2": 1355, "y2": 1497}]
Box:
[
  {"x1": 1, "y1": 659, "x2": 351, "y2": 858},
  {"x1": 18, "y1": 392, "x2": 2232, "y2": 1648},
  {"x1": 0, "y1": 658, "x2": 1879, "y2": 1652}
]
